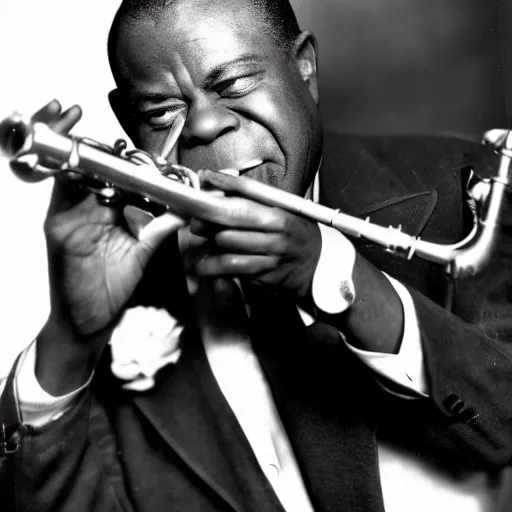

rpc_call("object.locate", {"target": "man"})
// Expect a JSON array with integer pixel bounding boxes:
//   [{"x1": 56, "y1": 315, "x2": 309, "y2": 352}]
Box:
[{"x1": 1, "y1": 0, "x2": 512, "y2": 510}]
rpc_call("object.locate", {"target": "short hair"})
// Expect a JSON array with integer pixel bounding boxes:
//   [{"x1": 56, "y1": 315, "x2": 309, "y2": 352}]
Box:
[{"x1": 108, "y1": 0, "x2": 301, "y2": 83}]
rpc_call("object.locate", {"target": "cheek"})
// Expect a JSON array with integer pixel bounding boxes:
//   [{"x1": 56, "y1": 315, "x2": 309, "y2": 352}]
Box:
[
  {"x1": 254, "y1": 83, "x2": 301, "y2": 126},
  {"x1": 243, "y1": 81, "x2": 312, "y2": 159},
  {"x1": 241, "y1": 84, "x2": 316, "y2": 195},
  {"x1": 136, "y1": 127, "x2": 170, "y2": 158},
  {"x1": 268, "y1": 81, "x2": 317, "y2": 192}
]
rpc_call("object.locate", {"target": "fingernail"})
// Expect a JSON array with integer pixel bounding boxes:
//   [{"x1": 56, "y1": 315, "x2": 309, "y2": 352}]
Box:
[{"x1": 48, "y1": 99, "x2": 61, "y2": 110}]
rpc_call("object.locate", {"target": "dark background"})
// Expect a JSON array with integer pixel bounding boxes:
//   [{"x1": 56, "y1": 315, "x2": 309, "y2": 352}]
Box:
[{"x1": 292, "y1": 0, "x2": 510, "y2": 139}]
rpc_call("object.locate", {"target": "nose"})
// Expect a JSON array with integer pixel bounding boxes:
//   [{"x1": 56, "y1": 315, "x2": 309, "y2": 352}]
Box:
[{"x1": 181, "y1": 101, "x2": 240, "y2": 146}]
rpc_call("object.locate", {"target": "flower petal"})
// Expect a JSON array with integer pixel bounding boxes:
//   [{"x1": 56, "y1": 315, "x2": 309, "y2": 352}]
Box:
[{"x1": 109, "y1": 307, "x2": 183, "y2": 390}]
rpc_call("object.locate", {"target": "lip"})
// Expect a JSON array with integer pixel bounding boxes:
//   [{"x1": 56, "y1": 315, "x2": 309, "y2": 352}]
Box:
[
  {"x1": 217, "y1": 159, "x2": 265, "y2": 177},
  {"x1": 213, "y1": 161, "x2": 284, "y2": 188},
  {"x1": 218, "y1": 168, "x2": 240, "y2": 177},
  {"x1": 238, "y1": 159, "x2": 264, "y2": 172},
  {"x1": 240, "y1": 161, "x2": 284, "y2": 186}
]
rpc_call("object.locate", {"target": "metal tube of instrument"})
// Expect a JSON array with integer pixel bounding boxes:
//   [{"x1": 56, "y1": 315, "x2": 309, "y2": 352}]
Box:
[
  {"x1": 17, "y1": 122, "x2": 235, "y2": 224},
  {"x1": 1, "y1": 112, "x2": 510, "y2": 279}
]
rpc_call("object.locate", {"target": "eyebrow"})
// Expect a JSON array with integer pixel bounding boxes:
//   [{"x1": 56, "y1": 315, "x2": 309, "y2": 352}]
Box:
[{"x1": 134, "y1": 54, "x2": 264, "y2": 107}]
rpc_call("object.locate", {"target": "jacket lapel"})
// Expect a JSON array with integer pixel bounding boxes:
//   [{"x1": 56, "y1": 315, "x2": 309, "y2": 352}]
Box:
[{"x1": 320, "y1": 133, "x2": 438, "y2": 239}]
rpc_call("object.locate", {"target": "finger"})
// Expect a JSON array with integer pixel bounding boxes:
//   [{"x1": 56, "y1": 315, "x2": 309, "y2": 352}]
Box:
[
  {"x1": 213, "y1": 230, "x2": 285, "y2": 255},
  {"x1": 199, "y1": 169, "x2": 241, "y2": 193},
  {"x1": 178, "y1": 224, "x2": 209, "y2": 253},
  {"x1": 51, "y1": 105, "x2": 82, "y2": 134},
  {"x1": 203, "y1": 196, "x2": 286, "y2": 231},
  {"x1": 178, "y1": 225, "x2": 211, "y2": 272},
  {"x1": 197, "y1": 169, "x2": 219, "y2": 192},
  {"x1": 10, "y1": 156, "x2": 43, "y2": 183},
  {"x1": 123, "y1": 205, "x2": 155, "y2": 239},
  {"x1": 31, "y1": 100, "x2": 62, "y2": 123},
  {"x1": 195, "y1": 253, "x2": 278, "y2": 277},
  {"x1": 190, "y1": 218, "x2": 222, "y2": 238},
  {"x1": 137, "y1": 211, "x2": 186, "y2": 249},
  {"x1": 124, "y1": 204, "x2": 187, "y2": 245}
]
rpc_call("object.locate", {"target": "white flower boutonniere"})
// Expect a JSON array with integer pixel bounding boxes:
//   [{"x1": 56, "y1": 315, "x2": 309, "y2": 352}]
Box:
[{"x1": 110, "y1": 306, "x2": 183, "y2": 391}]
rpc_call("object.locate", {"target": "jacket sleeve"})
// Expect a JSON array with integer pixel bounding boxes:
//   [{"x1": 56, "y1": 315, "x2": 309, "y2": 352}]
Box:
[
  {"x1": 361, "y1": 136, "x2": 512, "y2": 471},
  {"x1": 0, "y1": 354, "x2": 133, "y2": 512},
  {"x1": 405, "y1": 283, "x2": 512, "y2": 469}
]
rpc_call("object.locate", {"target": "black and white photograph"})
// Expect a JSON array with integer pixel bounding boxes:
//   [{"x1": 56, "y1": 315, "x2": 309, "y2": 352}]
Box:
[{"x1": 1, "y1": 1, "x2": 512, "y2": 511}]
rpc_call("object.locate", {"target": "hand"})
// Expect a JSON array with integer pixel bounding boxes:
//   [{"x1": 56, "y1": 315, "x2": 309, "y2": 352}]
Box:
[
  {"x1": 192, "y1": 171, "x2": 405, "y2": 354},
  {"x1": 189, "y1": 170, "x2": 322, "y2": 300},
  {"x1": 30, "y1": 101, "x2": 184, "y2": 393}
]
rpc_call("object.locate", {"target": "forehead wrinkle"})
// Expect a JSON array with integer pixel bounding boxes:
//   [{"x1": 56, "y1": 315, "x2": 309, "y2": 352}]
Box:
[
  {"x1": 169, "y1": 51, "x2": 196, "y2": 95},
  {"x1": 148, "y1": 14, "x2": 238, "y2": 93}
]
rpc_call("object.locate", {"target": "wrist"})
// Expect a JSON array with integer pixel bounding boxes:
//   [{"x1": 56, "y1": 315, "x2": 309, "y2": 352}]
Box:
[
  {"x1": 309, "y1": 224, "x2": 403, "y2": 353},
  {"x1": 333, "y1": 254, "x2": 404, "y2": 354},
  {"x1": 35, "y1": 313, "x2": 111, "y2": 396}
]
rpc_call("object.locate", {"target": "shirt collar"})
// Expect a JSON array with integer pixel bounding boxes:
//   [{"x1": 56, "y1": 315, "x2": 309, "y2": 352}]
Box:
[{"x1": 304, "y1": 156, "x2": 322, "y2": 204}]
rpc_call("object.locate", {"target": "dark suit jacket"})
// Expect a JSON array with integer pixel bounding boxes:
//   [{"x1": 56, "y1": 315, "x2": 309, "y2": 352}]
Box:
[{"x1": 2, "y1": 132, "x2": 512, "y2": 512}]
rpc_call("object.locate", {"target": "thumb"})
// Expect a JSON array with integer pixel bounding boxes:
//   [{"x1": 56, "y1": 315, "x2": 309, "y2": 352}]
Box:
[{"x1": 124, "y1": 205, "x2": 186, "y2": 251}]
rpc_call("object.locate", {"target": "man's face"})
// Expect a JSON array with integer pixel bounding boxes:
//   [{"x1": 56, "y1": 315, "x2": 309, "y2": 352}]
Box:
[{"x1": 114, "y1": 0, "x2": 322, "y2": 196}]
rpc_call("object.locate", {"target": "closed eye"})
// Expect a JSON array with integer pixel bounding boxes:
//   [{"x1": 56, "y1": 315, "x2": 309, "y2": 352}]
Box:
[
  {"x1": 141, "y1": 105, "x2": 186, "y2": 129},
  {"x1": 215, "y1": 73, "x2": 263, "y2": 98}
]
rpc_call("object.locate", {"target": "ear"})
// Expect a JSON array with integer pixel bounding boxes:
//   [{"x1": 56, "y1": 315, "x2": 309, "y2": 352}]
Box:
[
  {"x1": 291, "y1": 31, "x2": 319, "y2": 104},
  {"x1": 108, "y1": 89, "x2": 138, "y2": 144}
]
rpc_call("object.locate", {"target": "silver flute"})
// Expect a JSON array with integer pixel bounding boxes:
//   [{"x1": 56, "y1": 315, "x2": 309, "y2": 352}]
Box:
[{"x1": 0, "y1": 111, "x2": 510, "y2": 278}]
